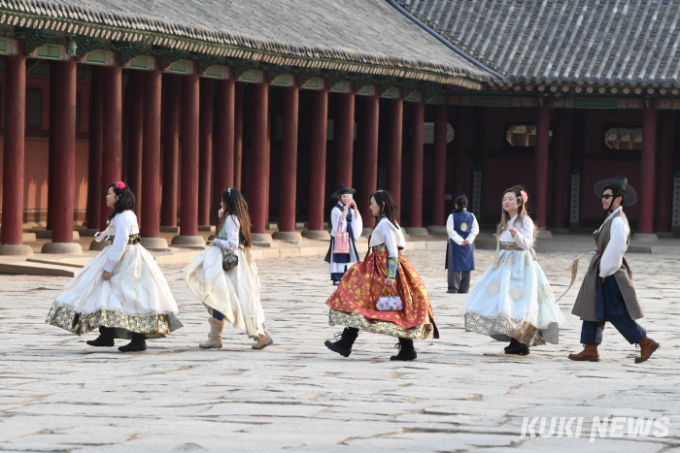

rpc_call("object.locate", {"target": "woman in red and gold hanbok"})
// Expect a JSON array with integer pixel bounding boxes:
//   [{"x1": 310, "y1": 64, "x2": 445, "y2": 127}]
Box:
[{"x1": 325, "y1": 190, "x2": 438, "y2": 361}]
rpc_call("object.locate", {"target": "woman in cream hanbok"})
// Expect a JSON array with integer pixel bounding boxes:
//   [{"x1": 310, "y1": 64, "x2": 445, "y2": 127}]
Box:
[
  {"x1": 463, "y1": 186, "x2": 565, "y2": 355},
  {"x1": 184, "y1": 188, "x2": 272, "y2": 350},
  {"x1": 46, "y1": 182, "x2": 182, "y2": 352}
]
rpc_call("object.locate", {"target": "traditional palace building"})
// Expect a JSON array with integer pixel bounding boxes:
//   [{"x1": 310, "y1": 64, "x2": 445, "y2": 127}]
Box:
[{"x1": 0, "y1": 0, "x2": 679, "y2": 255}]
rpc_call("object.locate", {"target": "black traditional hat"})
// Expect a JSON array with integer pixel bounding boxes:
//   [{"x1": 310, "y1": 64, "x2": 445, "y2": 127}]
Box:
[
  {"x1": 594, "y1": 175, "x2": 638, "y2": 207},
  {"x1": 331, "y1": 183, "x2": 356, "y2": 199}
]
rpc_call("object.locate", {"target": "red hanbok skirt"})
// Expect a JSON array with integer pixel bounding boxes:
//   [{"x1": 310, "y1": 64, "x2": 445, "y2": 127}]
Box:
[{"x1": 326, "y1": 249, "x2": 438, "y2": 339}]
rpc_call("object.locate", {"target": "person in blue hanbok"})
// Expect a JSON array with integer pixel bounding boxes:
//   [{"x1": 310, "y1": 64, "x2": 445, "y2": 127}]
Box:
[
  {"x1": 324, "y1": 184, "x2": 363, "y2": 285},
  {"x1": 463, "y1": 186, "x2": 565, "y2": 355},
  {"x1": 445, "y1": 195, "x2": 479, "y2": 293}
]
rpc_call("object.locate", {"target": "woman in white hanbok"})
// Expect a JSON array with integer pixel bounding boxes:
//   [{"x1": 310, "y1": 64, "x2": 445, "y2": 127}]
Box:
[
  {"x1": 324, "y1": 184, "x2": 363, "y2": 285},
  {"x1": 184, "y1": 188, "x2": 272, "y2": 350},
  {"x1": 46, "y1": 182, "x2": 182, "y2": 352},
  {"x1": 464, "y1": 186, "x2": 565, "y2": 355}
]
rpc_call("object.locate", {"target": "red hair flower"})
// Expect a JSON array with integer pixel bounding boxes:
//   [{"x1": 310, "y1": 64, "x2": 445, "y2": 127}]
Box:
[
  {"x1": 520, "y1": 190, "x2": 529, "y2": 203},
  {"x1": 115, "y1": 181, "x2": 126, "y2": 190}
]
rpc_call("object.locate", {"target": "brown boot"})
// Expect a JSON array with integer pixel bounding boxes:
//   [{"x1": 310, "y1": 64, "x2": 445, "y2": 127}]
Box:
[
  {"x1": 568, "y1": 344, "x2": 600, "y2": 362},
  {"x1": 635, "y1": 336, "x2": 659, "y2": 363}
]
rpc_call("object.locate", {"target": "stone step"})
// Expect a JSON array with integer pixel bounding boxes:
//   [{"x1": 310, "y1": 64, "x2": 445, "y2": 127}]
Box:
[{"x1": 0, "y1": 261, "x2": 77, "y2": 277}]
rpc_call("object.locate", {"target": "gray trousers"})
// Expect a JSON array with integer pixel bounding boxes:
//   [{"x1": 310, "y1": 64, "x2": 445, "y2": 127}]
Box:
[{"x1": 448, "y1": 270, "x2": 471, "y2": 293}]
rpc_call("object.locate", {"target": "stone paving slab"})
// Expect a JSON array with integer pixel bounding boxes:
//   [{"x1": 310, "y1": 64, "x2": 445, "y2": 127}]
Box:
[{"x1": 0, "y1": 249, "x2": 679, "y2": 452}]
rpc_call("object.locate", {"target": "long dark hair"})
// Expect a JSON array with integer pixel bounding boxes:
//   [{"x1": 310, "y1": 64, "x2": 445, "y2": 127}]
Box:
[
  {"x1": 218, "y1": 188, "x2": 252, "y2": 248},
  {"x1": 370, "y1": 190, "x2": 399, "y2": 229},
  {"x1": 107, "y1": 182, "x2": 135, "y2": 221},
  {"x1": 453, "y1": 195, "x2": 468, "y2": 213},
  {"x1": 498, "y1": 185, "x2": 535, "y2": 240}
]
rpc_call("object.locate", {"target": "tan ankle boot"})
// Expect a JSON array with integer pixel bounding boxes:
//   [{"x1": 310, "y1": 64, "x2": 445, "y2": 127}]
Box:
[
  {"x1": 252, "y1": 329, "x2": 273, "y2": 350},
  {"x1": 635, "y1": 336, "x2": 659, "y2": 363},
  {"x1": 199, "y1": 318, "x2": 226, "y2": 349},
  {"x1": 568, "y1": 344, "x2": 600, "y2": 362}
]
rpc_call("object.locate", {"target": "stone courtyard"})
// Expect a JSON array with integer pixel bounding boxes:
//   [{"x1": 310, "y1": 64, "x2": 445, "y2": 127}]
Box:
[{"x1": 1, "y1": 248, "x2": 679, "y2": 453}]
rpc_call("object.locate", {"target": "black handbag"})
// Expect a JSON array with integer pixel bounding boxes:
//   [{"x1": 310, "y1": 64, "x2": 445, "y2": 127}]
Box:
[{"x1": 222, "y1": 249, "x2": 239, "y2": 271}]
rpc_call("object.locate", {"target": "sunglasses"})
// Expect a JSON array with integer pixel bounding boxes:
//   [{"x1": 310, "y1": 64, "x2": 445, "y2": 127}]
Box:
[{"x1": 601, "y1": 194, "x2": 615, "y2": 200}]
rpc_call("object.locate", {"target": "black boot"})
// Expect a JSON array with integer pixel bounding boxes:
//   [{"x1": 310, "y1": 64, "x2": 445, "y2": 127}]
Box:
[
  {"x1": 390, "y1": 338, "x2": 417, "y2": 361},
  {"x1": 86, "y1": 327, "x2": 115, "y2": 347},
  {"x1": 505, "y1": 338, "x2": 530, "y2": 355},
  {"x1": 324, "y1": 328, "x2": 359, "y2": 357},
  {"x1": 118, "y1": 333, "x2": 147, "y2": 352}
]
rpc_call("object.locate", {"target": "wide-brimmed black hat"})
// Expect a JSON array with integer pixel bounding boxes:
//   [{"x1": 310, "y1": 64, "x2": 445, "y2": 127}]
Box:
[
  {"x1": 331, "y1": 183, "x2": 356, "y2": 199},
  {"x1": 594, "y1": 175, "x2": 638, "y2": 207}
]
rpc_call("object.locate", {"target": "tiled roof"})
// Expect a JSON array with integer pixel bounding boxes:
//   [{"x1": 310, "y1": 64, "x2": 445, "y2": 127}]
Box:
[
  {"x1": 0, "y1": 0, "x2": 490, "y2": 86},
  {"x1": 393, "y1": 0, "x2": 680, "y2": 87}
]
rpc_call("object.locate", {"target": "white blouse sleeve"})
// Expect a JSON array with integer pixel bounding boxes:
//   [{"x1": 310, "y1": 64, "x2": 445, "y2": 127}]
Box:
[
  {"x1": 104, "y1": 213, "x2": 129, "y2": 273},
  {"x1": 512, "y1": 218, "x2": 534, "y2": 250},
  {"x1": 467, "y1": 215, "x2": 480, "y2": 244},
  {"x1": 350, "y1": 208, "x2": 363, "y2": 240},
  {"x1": 214, "y1": 216, "x2": 240, "y2": 250},
  {"x1": 330, "y1": 208, "x2": 344, "y2": 238},
  {"x1": 446, "y1": 214, "x2": 464, "y2": 245},
  {"x1": 599, "y1": 217, "x2": 629, "y2": 277},
  {"x1": 378, "y1": 220, "x2": 399, "y2": 258}
]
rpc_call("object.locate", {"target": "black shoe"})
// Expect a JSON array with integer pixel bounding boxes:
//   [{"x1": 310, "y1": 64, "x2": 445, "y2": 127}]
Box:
[
  {"x1": 118, "y1": 333, "x2": 147, "y2": 352},
  {"x1": 446, "y1": 290, "x2": 458, "y2": 294},
  {"x1": 86, "y1": 327, "x2": 115, "y2": 347},
  {"x1": 325, "y1": 328, "x2": 358, "y2": 357},
  {"x1": 332, "y1": 281, "x2": 340, "y2": 286},
  {"x1": 390, "y1": 338, "x2": 417, "y2": 361},
  {"x1": 505, "y1": 338, "x2": 530, "y2": 355}
]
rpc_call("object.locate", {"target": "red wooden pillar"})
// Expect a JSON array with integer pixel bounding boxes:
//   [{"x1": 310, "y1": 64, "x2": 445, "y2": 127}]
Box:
[
  {"x1": 140, "y1": 68, "x2": 166, "y2": 249},
  {"x1": 161, "y1": 74, "x2": 181, "y2": 227},
  {"x1": 637, "y1": 102, "x2": 657, "y2": 238},
  {"x1": 0, "y1": 42, "x2": 32, "y2": 255},
  {"x1": 248, "y1": 81, "x2": 271, "y2": 242},
  {"x1": 534, "y1": 101, "x2": 550, "y2": 230},
  {"x1": 303, "y1": 86, "x2": 330, "y2": 239},
  {"x1": 336, "y1": 90, "x2": 355, "y2": 187},
  {"x1": 172, "y1": 72, "x2": 204, "y2": 246},
  {"x1": 214, "y1": 77, "x2": 235, "y2": 213},
  {"x1": 387, "y1": 95, "x2": 403, "y2": 223},
  {"x1": 360, "y1": 93, "x2": 379, "y2": 229},
  {"x1": 234, "y1": 82, "x2": 244, "y2": 191},
  {"x1": 655, "y1": 111, "x2": 675, "y2": 233},
  {"x1": 409, "y1": 99, "x2": 425, "y2": 231},
  {"x1": 552, "y1": 109, "x2": 573, "y2": 230},
  {"x1": 86, "y1": 67, "x2": 103, "y2": 232},
  {"x1": 126, "y1": 70, "x2": 145, "y2": 218},
  {"x1": 431, "y1": 103, "x2": 448, "y2": 226},
  {"x1": 43, "y1": 59, "x2": 81, "y2": 254},
  {"x1": 273, "y1": 83, "x2": 302, "y2": 242},
  {"x1": 198, "y1": 78, "x2": 214, "y2": 227},
  {"x1": 99, "y1": 62, "x2": 123, "y2": 230}
]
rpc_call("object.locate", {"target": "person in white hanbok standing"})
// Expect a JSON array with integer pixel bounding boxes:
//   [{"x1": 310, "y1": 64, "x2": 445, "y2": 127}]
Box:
[
  {"x1": 324, "y1": 184, "x2": 363, "y2": 285},
  {"x1": 463, "y1": 185, "x2": 565, "y2": 355},
  {"x1": 184, "y1": 188, "x2": 273, "y2": 350},
  {"x1": 46, "y1": 182, "x2": 182, "y2": 352}
]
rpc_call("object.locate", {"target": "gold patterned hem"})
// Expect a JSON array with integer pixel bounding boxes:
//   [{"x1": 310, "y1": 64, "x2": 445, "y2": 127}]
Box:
[
  {"x1": 329, "y1": 309, "x2": 435, "y2": 340},
  {"x1": 46, "y1": 302, "x2": 183, "y2": 339},
  {"x1": 464, "y1": 311, "x2": 546, "y2": 346}
]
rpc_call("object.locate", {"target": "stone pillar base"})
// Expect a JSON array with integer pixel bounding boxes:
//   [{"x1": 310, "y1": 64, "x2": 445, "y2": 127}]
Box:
[
  {"x1": 41, "y1": 242, "x2": 83, "y2": 255},
  {"x1": 22, "y1": 232, "x2": 37, "y2": 242},
  {"x1": 89, "y1": 240, "x2": 109, "y2": 251},
  {"x1": 0, "y1": 244, "x2": 34, "y2": 256},
  {"x1": 198, "y1": 225, "x2": 215, "y2": 233},
  {"x1": 160, "y1": 226, "x2": 180, "y2": 233},
  {"x1": 171, "y1": 235, "x2": 206, "y2": 249},
  {"x1": 251, "y1": 233, "x2": 273, "y2": 247},
  {"x1": 632, "y1": 233, "x2": 659, "y2": 242},
  {"x1": 404, "y1": 227, "x2": 429, "y2": 237},
  {"x1": 301, "y1": 230, "x2": 330, "y2": 240},
  {"x1": 272, "y1": 231, "x2": 303, "y2": 244},
  {"x1": 537, "y1": 229, "x2": 553, "y2": 239},
  {"x1": 141, "y1": 237, "x2": 170, "y2": 251},
  {"x1": 76, "y1": 228, "x2": 99, "y2": 237},
  {"x1": 426, "y1": 225, "x2": 447, "y2": 235}
]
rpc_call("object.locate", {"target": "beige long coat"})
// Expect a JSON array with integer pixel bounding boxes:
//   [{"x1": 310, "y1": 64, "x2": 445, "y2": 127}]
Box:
[{"x1": 572, "y1": 210, "x2": 643, "y2": 322}]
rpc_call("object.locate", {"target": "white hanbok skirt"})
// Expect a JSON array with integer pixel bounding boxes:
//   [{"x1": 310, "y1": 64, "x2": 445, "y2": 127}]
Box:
[
  {"x1": 46, "y1": 244, "x2": 182, "y2": 338},
  {"x1": 463, "y1": 245, "x2": 565, "y2": 346},
  {"x1": 183, "y1": 245, "x2": 265, "y2": 339}
]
